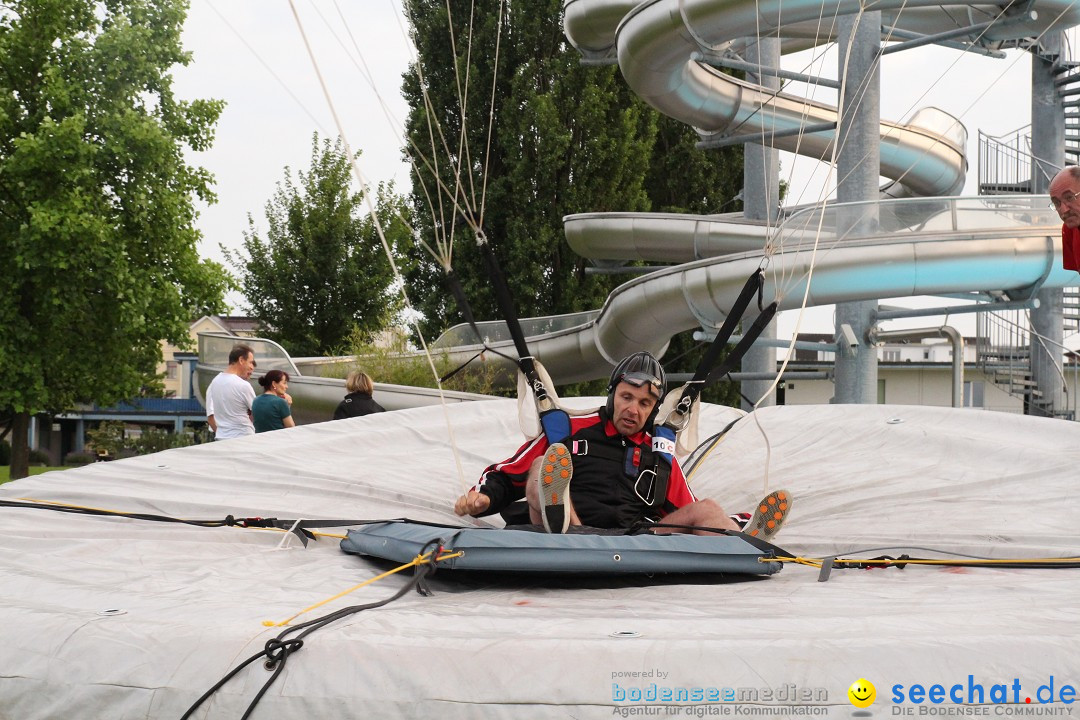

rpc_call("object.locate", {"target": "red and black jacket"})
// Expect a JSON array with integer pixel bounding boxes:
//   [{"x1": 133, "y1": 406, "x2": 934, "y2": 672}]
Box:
[{"x1": 473, "y1": 408, "x2": 697, "y2": 528}]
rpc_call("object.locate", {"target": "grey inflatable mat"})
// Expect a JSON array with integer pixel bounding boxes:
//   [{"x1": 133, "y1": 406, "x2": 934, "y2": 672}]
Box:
[{"x1": 340, "y1": 521, "x2": 783, "y2": 575}]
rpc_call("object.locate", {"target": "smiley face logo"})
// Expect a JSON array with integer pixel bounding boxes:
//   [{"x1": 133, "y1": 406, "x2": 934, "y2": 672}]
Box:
[{"x1": 848, "y1": 678, "x2": 876, "y2": 708}]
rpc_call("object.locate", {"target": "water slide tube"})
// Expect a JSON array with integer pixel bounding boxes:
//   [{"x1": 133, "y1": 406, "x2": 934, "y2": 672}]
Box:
[
  {"x1": 200, "y1": 195, "x2": 1074, "y2": 421},
  {"x1": 198, "y1": 1, "x2": 1080, "y2": 417},
  {"x1": 564, "y1": 0, "x2": 1080, "y2": 197}
]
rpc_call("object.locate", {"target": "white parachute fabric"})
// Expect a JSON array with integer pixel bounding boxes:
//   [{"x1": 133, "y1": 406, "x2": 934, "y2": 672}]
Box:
[{"x1": 515, "y1": 360, "x2": 603, "y2": 440}]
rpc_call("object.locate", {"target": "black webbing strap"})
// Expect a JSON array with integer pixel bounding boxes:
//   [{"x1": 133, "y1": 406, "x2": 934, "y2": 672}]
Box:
[
  {"x1": 701, "y1": 301, "x2": 778, "y2": 387},
  {"x1": 442, "y1": 269, "x2": 521, "y2": 369},
  {"x1": 475, "y1": 234, "x2": 547, "y2": 401},
  {"x1": 662, "y1": 270, "x2": 766, "y2": 423},
  {"x1": 690, "y1": 270, "x2": 764, "y2": 385}
]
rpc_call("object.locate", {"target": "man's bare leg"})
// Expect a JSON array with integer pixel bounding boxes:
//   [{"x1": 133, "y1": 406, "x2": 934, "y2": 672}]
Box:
[
  {"x1": 653, "y1": 499, "x2": 740, "y2": 536},
  {"x1": 655, "y1": 490, "x2": 792, "y2": 539}
]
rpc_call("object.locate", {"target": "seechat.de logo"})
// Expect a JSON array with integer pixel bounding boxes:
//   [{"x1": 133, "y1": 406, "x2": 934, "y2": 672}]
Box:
[{"x1": 848, "y1": 678, "x2": 876, "y2": 708}]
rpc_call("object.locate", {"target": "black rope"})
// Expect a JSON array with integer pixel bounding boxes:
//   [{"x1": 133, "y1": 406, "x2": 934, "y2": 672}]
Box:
[
  {"x1": 681, "y1": 416, "x2": 746, "y2": 476},
  {"x1": 443, "y1": 262, "x2": 544, "y2": 396},
  {"x1": 437, "y1": 346, "x2": 519, "y2": 385},
  {"x1": 438, "y1": 349, "x2": 486, "y2": 383},
  {"x1": 441, "y1": 271, "x2": 525, "y2": 365},
  {"x1": 0, "y1": 500, "x2": 232, "y2": 528},
  {"x1": 180, "y1": 542, "x2": 441, "y2": 720},
  {"x1": 1, "y1": 501, "x2": 489, "y2": 539}
]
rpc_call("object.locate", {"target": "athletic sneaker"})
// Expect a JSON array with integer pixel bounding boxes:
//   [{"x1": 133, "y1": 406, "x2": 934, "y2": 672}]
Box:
[
  {"x1": 539, "y1": 442, "x2": 573, "y2": 534},
  {"x1": 741, "y1": 489, "x2": 792, "y2": 541}
]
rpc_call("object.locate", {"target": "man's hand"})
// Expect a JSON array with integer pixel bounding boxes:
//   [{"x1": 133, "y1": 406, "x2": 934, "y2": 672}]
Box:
[{"x1": 454, "y1": 490, "x2": 491, "y2": 517}]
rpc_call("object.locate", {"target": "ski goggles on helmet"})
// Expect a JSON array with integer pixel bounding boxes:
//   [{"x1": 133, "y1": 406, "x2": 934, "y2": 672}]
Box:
[{"x1": 620, "y1": 371, "x2": 663, "y2": 399}]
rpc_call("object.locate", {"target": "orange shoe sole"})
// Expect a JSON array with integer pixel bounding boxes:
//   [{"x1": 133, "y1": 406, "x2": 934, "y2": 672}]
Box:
[
  {"x1": 743, "y1": 488, "x2": 792, "y2": 542},
  {"x1": 539, "y1": 443, "x2": 573, "y2": 534}
]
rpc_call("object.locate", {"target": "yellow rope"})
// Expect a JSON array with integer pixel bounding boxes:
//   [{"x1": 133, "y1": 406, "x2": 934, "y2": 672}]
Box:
[
  {"x1": 263, "y1": 550, "x2": 464, "y2": 628},
  {"x1": 764, "y1": 555, "x2": 1080, "y2": 569},
  {"x1": 684, "y1": 435, "x2": 727, "y2": 484}
]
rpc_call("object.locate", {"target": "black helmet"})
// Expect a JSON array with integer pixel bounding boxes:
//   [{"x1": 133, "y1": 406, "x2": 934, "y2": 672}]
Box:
[{"x1": 605, "y1": 351, "x2": 665, "y2": 422}]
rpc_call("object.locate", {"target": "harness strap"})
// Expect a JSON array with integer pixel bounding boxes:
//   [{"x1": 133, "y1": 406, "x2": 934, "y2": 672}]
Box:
[
  {"x1": 539, "y1": 407, "x2": 571, "y2": 445},
  {"x1": 444, "y1": 232, "x2": 569, "y2": 444},
  {"x1": 645, "y1": 272, "x2": 771, "y2": 511},
  {"x1": 701, "y1": 301, "x2": 779, "y2": 387},
  {"x1": 476, "y1": 234, "x2": 547, "y2": 402},
  {"x1": 659, "y1": 270, "x2": 767, "y2": 429},
  {"x1": 567, "y1": 434, "x2": 671, "y2": 510},
  {"x1": 690, "y1": 270, "x2": 765, "y2": 387},
  {"x1": 640, "y1": 424, "x2": 674, "y2": 509}
]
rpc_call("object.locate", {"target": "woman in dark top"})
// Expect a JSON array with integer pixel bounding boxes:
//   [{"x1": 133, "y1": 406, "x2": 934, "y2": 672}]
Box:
[
  {"x1": 253, "y1": 370, "x2": 295, "y2": 432},
  {"x1": 333, "y1": 371, "x2": 386, "y2": 420}
]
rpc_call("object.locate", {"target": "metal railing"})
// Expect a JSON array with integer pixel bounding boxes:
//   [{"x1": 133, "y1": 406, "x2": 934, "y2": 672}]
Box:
[
  {"x1": 975, "y1": 307, "x2": 1034, "y2": 405},
  {"x1": 776, "y1": 194, "x2": 1059, "y2": 245},
  {"x1": 977, "y1": 126, "x2": 1032, "y2": 195},
  {"x1": 431, "y1": 310, "x2": 601, "y2": 348},
  {"x1": 975, "y1": 302, "x2": 1079, "y2": 420}
]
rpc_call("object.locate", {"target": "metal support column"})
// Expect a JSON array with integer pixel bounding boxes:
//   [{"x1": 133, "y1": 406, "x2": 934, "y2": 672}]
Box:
[
  {"x1": 75, "y1": 419, "x2": 85, "y2": 454},
  {"x1": 740, "y1": 36, "x2": 781, "y2": 411},
  {"x1": 833, "y1": 11, "x2": 881, "y2": 404},
  {"x1": 1030, "y1": 30, "x2": 1066, "y2": 417}
]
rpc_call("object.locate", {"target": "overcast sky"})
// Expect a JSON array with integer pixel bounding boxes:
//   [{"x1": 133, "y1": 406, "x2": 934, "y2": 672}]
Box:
[
  {"x1": 173, "y1": 0, "x2": 414, "y2": 277},
  {"x1": 171, "y1": 0, "x2": 1062, "y2": 339}
]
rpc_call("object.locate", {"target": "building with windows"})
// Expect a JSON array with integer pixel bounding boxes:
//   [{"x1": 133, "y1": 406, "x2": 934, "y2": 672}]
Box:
[
  {"x1": 776, "y1": 333, "x2": 1080, "y2": 416},
  {"x1": 25, "y1": 316, "x2": 261, "y2": 465}
]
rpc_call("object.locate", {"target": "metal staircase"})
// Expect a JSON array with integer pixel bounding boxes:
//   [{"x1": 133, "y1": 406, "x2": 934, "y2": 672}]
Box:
[
  {"x1": 978, "y1": 39, "x2": 1080, "y2": 194},
  {"x1": 1055, "y1": 60, "x2": 1080, "y2": 162},
  {"x1": 975, "y1": 303, "x2": 1078, "y2": 418},
  {"x1": 977, "y1": 126, "x2": 1034, "y2": 195},
  {"x1": 975, "y1": 307, "x2": 1039, "y2": 409},
  {"x1": 969, "y1": 41, "x2": 1077, "y2": 418}
]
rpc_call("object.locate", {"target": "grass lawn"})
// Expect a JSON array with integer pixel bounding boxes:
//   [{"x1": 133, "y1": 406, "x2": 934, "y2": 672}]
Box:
[{"x1": 0, "y1": 466, "x2": 68, "y2": 485}]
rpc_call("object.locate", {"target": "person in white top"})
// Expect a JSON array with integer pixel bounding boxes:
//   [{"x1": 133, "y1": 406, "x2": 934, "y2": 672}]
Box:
[{"x1": 205, "y1": 345, "x2": 257, "y2": 440}]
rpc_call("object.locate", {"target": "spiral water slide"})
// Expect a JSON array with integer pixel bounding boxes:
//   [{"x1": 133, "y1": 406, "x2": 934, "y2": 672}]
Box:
[
  {"x1": 492, "y1": 0, "x2": 1080, "y2": 380},
  {"x1": 417, "y1": 0, "x2": 1079, "y2": 381},
  {"x1": 205, "y1": 0, "x2": 1080, "y2": 415}
]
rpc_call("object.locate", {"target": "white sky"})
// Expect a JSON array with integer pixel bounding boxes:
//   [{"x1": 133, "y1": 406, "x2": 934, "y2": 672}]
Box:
[
  {"x1": 173, "y1": 0, "x2": 414, "y2": 280},
  {"x1": 171, "y1": 0, "x2": 1067, "y2": 342}
]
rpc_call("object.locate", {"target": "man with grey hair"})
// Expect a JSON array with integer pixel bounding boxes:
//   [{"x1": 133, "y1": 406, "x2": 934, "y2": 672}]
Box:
[{"x1": 1049, "y1": 166, "x2": 1080, "y2": 270}]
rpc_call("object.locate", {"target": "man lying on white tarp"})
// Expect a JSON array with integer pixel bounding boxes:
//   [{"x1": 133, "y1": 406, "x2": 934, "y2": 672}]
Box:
[{"x1": 454, "y1": 351, "x2": 791, "y2": 538}]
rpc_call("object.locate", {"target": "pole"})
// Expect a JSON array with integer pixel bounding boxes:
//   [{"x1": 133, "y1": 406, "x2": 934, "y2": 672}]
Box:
[
  {"x1": 1029, "y1": 31, "x2": 1066, "y2": 417},
  {"x1": 833, "y1": 11, "x2": 882, "y2": 404},
  {"x1": 740, "y1": 36, "x2": 781, "y2": 410}
]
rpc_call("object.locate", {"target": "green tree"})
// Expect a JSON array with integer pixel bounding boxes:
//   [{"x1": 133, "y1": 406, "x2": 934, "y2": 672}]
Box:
[
  {"x1": 646, "y1": 115, "x2": 745, "y2": 215},
  {"x1": 401, "y1": 0, "x2": 656, "y2": 341},
  {"x1": 400, "y1": 0, "x2": 743, "y2": 394},
  {"x1": 0, "y1": 0, "x2": 230, "y2": 480},
  {"x1": 229, "y1": 136, "x2": 406, "y2": 357}
]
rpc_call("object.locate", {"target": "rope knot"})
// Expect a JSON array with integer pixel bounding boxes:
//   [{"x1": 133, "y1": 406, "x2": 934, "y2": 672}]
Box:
[{"x1": 262, "y1": 638, "x2": 304, "y2": 670}]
